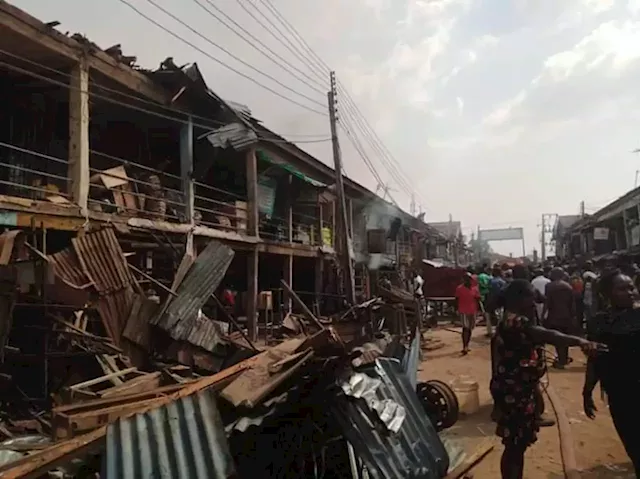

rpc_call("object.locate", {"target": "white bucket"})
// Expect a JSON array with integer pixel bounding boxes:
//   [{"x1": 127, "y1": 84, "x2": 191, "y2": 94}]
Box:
[{"x1": 451, "y1": 376, "x2": 480, "y2": 415}]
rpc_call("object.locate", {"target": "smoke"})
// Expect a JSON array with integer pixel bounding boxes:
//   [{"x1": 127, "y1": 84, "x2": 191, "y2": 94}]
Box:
[{"x1": 363, "y1": 199, "x2": 399, "y2": 230}]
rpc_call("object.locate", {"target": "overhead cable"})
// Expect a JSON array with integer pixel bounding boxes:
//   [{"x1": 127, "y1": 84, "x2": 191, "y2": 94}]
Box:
[
  {"x1": 191, "y1": 0, "x2": 327, "y2": 93},
  {"x1": 117, "y1": 0, "x2": 328, "y2": 116}
]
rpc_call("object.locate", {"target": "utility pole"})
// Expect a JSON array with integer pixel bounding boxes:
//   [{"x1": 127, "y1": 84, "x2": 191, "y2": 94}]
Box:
[
  {"x1": 410, "y1": 193, "x2": 416, "y2": 216},
  {"x1": 328, "y1": 71, "x2": 356, "y2": 305},
  {"x1": 579, "y1": 201, "x2": 585, "y2": 217},
  {"x1": 540, "y1": 213, "x2": 558, "y2": 262},
  {"x1": 540, "y1": 214, "x2": 546, "y2": 262}
]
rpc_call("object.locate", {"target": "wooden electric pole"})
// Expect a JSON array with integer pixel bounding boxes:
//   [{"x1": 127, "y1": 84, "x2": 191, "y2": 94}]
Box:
[
  {"x1": 328, "y1": 71, "x2": 356, "y2": 304},
  {"x1": 540, "y1": 214, "x2": 546, "y2": 262}
]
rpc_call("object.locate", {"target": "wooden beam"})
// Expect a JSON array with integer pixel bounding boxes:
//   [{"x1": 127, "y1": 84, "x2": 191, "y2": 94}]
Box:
[
  {"x1": 0, "y1": 1, "x2": 171, "y2": 105},
  {"x1": 180, "y1": 116, "x2": 194, "y2": 225},
  {"x1": 280, "y1": 279, "x2": 324, "y2": 330},
  {"x1": 315, "y1": 256, "x2": 323, "y2": 310},
  {"x1": 283, "y1": 254, "x2": 293, "y2": 312},
  {"x1": 317, "y1": 202, "x2": 324, "y2": 247},
  {"x1": 287, "y1": 174, "x2": 293, "y2": 242},
  {"x1": 245, "y1": 148, "x2": 258, "y2": 237},
  {"x1": 68, "y1": 57, "x2": 89, "y2": 214},
  {"x1": 0, "y1": 355, "x2": 260, "y2": 478},
  {"x1": 247, "y1": 248, "x2": 258, "y2": 341}
]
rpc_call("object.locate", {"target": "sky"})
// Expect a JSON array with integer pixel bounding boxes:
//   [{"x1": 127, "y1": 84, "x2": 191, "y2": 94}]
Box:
[{"x1": 18, "y1": 0, "x2": 640, "y2": 256}]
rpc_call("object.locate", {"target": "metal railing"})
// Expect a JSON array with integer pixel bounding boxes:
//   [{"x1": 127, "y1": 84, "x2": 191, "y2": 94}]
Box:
[
  {"x1": 88, "y1": 150, "x2": 187, "y2": 223},
  {"x1": 0, "y1": 141, "x2": 71, "y2": 203},
  {"x1": 193, "y1": 181, "x2": 248, "y2": 233},
  {"x1": 258, "y1": 209, "x2": 326, "y2": 246}
]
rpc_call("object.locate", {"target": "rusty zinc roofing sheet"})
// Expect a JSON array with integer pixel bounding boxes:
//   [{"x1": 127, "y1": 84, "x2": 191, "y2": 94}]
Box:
[
  {"x1": 152, "y1": 240, "x2": 234, "y2": 352},
  {"x1": 48, "y1": 248, "x2": 92, "y2": 289},
  {"x1": 104, "y1": 388, "x2": 236, "y2": 479},
  {"x1": 70, "y1": 228, "x2": 138, "y2": 346},
  {"x1": 72, "y1": 228, "x2": 136, "y2": 294}
]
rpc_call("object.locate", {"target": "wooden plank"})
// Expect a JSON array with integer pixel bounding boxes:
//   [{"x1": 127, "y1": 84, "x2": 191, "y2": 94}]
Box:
[
  {"x1": 247, "y1": 247, "x2": 258, "y2": 341},
  {"x1": 100, "y1": 372, "x2": 161, "y2": 399},
  {"x1": 444, "y1": 439, "x2": 494, "y2": 479},
  {"x1": 0, "y1": 425, "x2": 106, "y2": 479},
  {"x1": 1, "y1": 353, "x2": 262, "y2": 477},
  {"x1": 280, "y1": 279, "x2": 324, "y2": 330}
]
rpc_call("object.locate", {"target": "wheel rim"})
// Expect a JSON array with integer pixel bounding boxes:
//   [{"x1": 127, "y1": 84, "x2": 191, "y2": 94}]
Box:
[{"x1": 416, "y1": 380, "x2": 460, "y2": 431}]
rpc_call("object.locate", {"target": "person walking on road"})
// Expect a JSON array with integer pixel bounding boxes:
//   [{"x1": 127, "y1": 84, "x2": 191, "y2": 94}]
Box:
[
  {"x1": 412, "y1": 270, "x2": 426, "y2": 323},
  {"x1": 583, "y1": 269, "x2": 640, "y2": 475},
  {"x1": 487, "y1": 267, "x2": 507, "y2": 336},
  {"x1": 543, "y1": 267, "x2": 577, "y2": 369},
  {"x1": 492, "y1": 279, "x2": 602, "y2": 479},
  {"x1": 478, "y1": 266, "x2": 492, "y2": 330},
  {"x1": 531, "y1": 269, "x2": 550, "y2": 324},
  {"x1": 455, "y1": 273, "x2": 480, "y2": 355}
]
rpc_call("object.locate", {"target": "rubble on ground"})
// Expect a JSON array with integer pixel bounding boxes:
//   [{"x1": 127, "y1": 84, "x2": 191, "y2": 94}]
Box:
[{"x1": 0, "y1": 227, "x2": 467, "y2": 478}]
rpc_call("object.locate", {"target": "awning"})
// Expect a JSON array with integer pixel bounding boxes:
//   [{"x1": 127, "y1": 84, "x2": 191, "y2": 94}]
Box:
[{"x1": 257, "y1": 150, "x2": 326, "y2": 188}]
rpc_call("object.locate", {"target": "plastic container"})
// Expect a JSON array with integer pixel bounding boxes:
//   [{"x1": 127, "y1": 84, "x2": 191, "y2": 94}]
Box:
[{"x1": 451, "y1": 376, "x2": 480, "y2": 415}]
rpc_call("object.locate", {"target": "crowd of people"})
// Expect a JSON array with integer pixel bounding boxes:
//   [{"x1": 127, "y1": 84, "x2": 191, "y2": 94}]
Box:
[{"x1": 452, "y1": 261, "x2": 640, "y2": 479}]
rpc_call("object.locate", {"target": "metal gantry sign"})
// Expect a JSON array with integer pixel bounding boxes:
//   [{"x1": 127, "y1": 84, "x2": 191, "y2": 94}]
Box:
[{"x1": 478, "y1": 227, "x2": 526, "y2": 258}]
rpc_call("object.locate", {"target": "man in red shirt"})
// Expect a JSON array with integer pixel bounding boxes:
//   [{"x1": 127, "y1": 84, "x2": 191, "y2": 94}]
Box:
[{"x1": 456, "y1": 273, "x2": 481, "y2": 355}]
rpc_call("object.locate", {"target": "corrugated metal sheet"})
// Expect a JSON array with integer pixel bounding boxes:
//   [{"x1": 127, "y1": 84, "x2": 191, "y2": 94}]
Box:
[
  {"x1": 71, "y1": 229, "x2": 137, "y2": 346},
  {"x1": 205, "y1": 123, "x2": 258, "y2": 151},
  {"x1": 105, "y1": 388, "x2": 236, "y2": 479},
  {"x1": 333, "y1": 358, "x2": 449, "y2": 479},
  {"x1": 0, "y1": 230, "x2": 24, "y2": 265},
  {"x1": 402, "y1": 326, "x2": 421, "y2": 390},
  {"x1": 122, "y1": 293, "x2": 160, "y2": 351},
  {"x1": 48, "y1": 248, "x2": 92, "y2": 289},
  {"x1": 151, "y1": 241, "x2": 234, "y2": 352}
]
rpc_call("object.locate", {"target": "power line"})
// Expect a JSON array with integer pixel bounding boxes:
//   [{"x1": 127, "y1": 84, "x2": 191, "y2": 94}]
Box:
[
  {"x1": 139, "y1": 0, "x2": 326, "y2": 109},
  {"x1": 237, "y1": 0, "x2": 327, "y2": 84},
  {"x1": 116, "y1": 0, "x2": 328, "y2": 116},
  {"x1": 191, "y1": 0, "x2": 327, "y2": 94},
  {"x1": 250, "y1": 0, "x2": 425, "y2": 207},
  {"x1": 338, "y1": 96, "x2": 414, "y2": 195},
  {"x1": 0, "y1": 57, "x2": 326, "y2": 148},
  {"x1": 337, "y1": 85, "x2": 423, "y2": 202},
  {"x1": 256, "y1": 0, "x2": 331, "y2": 78}
]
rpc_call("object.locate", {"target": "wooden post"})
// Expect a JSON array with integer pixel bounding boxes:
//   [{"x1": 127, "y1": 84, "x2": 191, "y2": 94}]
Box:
[
  {"x1": 317, "y1": 202, "x2": 324, "y2": 247},
  {"x1": 68, "y1": 57, "x2": 90, "y2": 214},
  {"x1": 180, "y1": 115, "x2": 194, "y2": 226},
  {"x1": 283, "y1": 254, "x2": 293, "y2": 312},
  {"x1": 287, "y1": 174, "x2": 293, "y2": 243},
  {"x1": 347, "y1": 198, "x2": 354, "y2": 237},
  {"x1": 246, "y1": 148, "x2": 258, "y2": 237},
  {"x1": 315, "y1": 256, "x2": 323, "y2": 309},
  {"x1": 247, "y1": 248, "x2": 258, "y2": 341},
  {"x1": 622, "y1": 208, "x2": 631, "y2": 249},
  {"x1": 327, "y1": 72, "x2": 355, "y2": 304},
  {"x1": 245, "y1": 147, "x2": 259, "y2": 341}
]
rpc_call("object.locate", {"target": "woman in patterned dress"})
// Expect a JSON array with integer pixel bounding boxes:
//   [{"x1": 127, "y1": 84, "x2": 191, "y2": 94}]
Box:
[{"x1": 491, "y1": 280, "x2": 602, "y2": 479}]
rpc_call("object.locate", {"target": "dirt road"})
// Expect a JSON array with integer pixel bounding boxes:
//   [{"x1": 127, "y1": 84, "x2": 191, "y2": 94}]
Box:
[{"x1": 419, "y1": 328, "x2": 634, "y2": 478}]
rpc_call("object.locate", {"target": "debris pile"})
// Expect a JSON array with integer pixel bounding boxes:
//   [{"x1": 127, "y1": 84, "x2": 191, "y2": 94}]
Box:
[{"x1": 0, "y1": 227, "x2": 462, "y2": 478}]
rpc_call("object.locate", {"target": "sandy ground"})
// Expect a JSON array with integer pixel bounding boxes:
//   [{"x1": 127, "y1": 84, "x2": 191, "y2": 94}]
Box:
[{"x1": 419, "y1": 327, "x2": 634, "y2": 478}]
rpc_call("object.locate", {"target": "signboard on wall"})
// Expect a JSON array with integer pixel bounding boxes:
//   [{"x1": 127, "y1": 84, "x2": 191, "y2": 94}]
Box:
[
  {"x1": 257, "y1": 177, "x2": 277, "y2": 217},
  {"x1": 593, "y1": 227, "x2": 609, "y2": 241},
  {"x1": 478, "y1": 227, "x2": 524, "y2": 242}
]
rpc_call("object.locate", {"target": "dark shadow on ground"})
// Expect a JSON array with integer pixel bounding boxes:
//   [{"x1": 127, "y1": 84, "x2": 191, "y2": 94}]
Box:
[{"x1": 548, "y1": 462, "x2": 635, "y2": 478}]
